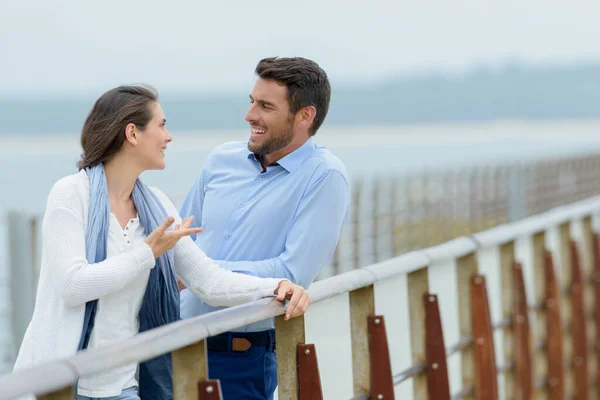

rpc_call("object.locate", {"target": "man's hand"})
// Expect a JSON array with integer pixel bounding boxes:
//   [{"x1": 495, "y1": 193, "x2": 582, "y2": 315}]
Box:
[{"x1": 274, "y1": 280, "x2": 311, "y2": 320}]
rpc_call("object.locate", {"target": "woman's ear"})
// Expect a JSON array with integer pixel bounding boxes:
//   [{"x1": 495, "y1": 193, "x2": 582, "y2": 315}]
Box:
[{"x1": 124, "y1": 123, "x2": 137, "y2": 145}]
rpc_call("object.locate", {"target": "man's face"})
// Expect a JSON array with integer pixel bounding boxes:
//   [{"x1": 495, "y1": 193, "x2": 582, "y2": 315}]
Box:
[{"x1": 245, "y1": 78, "x2": 295, "y2": 156}]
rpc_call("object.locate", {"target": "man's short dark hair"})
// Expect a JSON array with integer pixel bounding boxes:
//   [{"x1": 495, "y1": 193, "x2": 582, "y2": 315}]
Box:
[{"x1": 255, "y1": 57, "x2": 331, "y2": 136}]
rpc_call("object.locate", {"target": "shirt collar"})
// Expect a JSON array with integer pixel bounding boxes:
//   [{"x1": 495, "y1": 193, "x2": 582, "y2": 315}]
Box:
[{"x1": 247, "y1": 137, "x2": 316, "y2": 173}]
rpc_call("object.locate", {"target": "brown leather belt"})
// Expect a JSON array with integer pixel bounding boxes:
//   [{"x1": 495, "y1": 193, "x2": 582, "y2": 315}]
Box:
[{"x1": 206, "y1": 330, "x2": 275, "y2": 353}]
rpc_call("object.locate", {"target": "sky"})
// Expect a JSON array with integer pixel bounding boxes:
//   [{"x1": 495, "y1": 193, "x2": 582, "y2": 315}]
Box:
[{"x1": 1, "y1": 0, "x2": 600, "y2": 97}]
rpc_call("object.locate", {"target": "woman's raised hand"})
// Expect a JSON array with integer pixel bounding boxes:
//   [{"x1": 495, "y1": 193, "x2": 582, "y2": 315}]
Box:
[{"x1": 145, "y1": 216, "x2": 203, "y2": 258}]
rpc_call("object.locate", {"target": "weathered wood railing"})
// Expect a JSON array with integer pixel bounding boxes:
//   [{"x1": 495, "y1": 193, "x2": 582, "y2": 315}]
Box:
[{"x1": 3, "y1": 194, "x2": 600, "y2": 399}]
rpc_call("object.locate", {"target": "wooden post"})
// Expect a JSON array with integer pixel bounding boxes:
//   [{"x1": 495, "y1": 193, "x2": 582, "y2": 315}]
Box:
[
  {"x1": 456, "y1": 253, "x2": 479, "y2": 398},
  {"x1": 424, "y1": 294, "x2": 451, "y2": 399},
  {"x1": 471, "y1": 275, "x2": 499, "y2": 400},
  {"x1": 349, "y1": 285, "x2": 374, "y2": 396},
  {"x1": 38, "y1": 386, "x2": 75, "y2": 400},
  {"x1": 512, "y1": 262, "x2": 532, "y2": 400},
  {"x1": 499, "y1": 241, "x2": 516, "y2": 397},
  {"x1": 545, "y1": 250, "x2": 565, "y2": 400},
  {"x1": 172, "y1": 340, "x2": 212, "y2": 399},
  {"x1": 297, "y1": 344, "x2": 324, "y2": 400},
  {"x1": 408, "y1": 268, "x2": 430, "y2": 398},
  {"x1": 276, "y1": 315, "x2": 306, "y2": 400},
  {"x1": 593, "y1": 234, "x2": 600, "y2": 393},
  {"x1": 368, "y1": 316, "x2": 395, "y2": 399},
  {"x1": 531, "y1": 232, "x2": 549, "y2": 396},
  {"x1": 570, "y1": 240, "x2": 589, "y2": 400},
  {"x1": 558, "y1": 222, "x2": 574, "y2": 397},
  {"x1": 581, "y1": 217, "x2": 597, "y2": 397}
]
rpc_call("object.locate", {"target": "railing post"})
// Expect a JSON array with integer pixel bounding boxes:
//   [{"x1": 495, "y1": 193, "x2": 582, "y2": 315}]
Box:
[
  {"x1": 544, "y1": 249, "x2": 565, "y2": 399},
  {"x1": 456, "y1": 252, "x2": 479, "y2": 398},
  {"x1": 171, "y1": 339, "x2": 219, "y2": 399},
  {"x1": 408, "y1": 268, "x2": 429, "y2": 398},
  {"x1": 593, "y1": 233, "x2": 600, "y2": 392},
  {"x1": 499, "y1": 241, "x2": 516, "y2": 397},
  {"x1": 368, "y1": 315, "x2": 394, "y2": 399},
  {"x1": 512, "y1": 262, "x2": 533, "y2": 400},
  {"x1": 297, "y1": 343, "x2": 324, "y2": 400},
  {"x1": 471, "y1": 274, "x2": 499, "y2": 400},
  {"x1": 530, "y1": 232, "x2": 549, "y2": 396},
  {"x1": 424, "y1": 293, "x2": 451, "y2": 399},
  {"x1": 558, "y1": 222, "x2": 575, "y2": 397},
  {"x1": 276, "y1": 314, "x2": 306, "y2": 400},
  {"x1": 570, "y1": 240, "x2": 589, "y2": 400},
  {"x1": 349, "y1": 285, "x2": 374, "y2": 396},
  {"x1": 38, "y1": 386, "x2": 76, "y2": 400},
  {"x1": 581, "y1": 217, "x2": 597, "y2": 397}
]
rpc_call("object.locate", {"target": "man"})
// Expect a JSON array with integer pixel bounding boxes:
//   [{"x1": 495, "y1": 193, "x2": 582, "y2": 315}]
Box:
[{"x1": 179, "y1": 56, "x2": 350, "y2": 399}]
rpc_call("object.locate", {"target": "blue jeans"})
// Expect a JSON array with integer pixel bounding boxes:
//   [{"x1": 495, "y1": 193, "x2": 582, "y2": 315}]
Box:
[
  {"x1": 208, "y1": 344, "x2": 277, "y2": 400},
  {"x1": 77, "y1": 386, "x2": 139, "y2": 400}
]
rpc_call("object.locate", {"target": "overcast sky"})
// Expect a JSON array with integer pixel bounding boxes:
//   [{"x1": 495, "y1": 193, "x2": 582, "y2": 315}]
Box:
[{"x1": 1, "y1": 0, "x2": 600, "y2": 97}]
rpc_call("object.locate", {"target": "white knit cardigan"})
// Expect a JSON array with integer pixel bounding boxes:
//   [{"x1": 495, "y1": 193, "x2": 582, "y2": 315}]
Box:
[{"x1": 13, "y1": 170, "x2": 281, "y2": 375}]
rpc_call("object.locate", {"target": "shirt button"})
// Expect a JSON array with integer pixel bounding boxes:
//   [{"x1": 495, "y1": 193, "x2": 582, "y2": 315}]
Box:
[
  {"x1": 127, "y1": 240, "x2": 131, "y2": 244},
  {"x1": 124, "y1": 233, "x2": 127, "y2": 237},
  {"x1": 241, "y1": 204, "x2": 245, "y2": 208},
  {"x1": 260, "y1": 175, "x2": 265, "y2": 179},
  {"x1": 226, "y1": 234, "x2": 231, "y2": 239},
  {"x1": 126, "y1": 227, "x2": 129, "y2": 230},
  {"x1": 131, "y1": 220, "x2": 134, "y2": 223}
]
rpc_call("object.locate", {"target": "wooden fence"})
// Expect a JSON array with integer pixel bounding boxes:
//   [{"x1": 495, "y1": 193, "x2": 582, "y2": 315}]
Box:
[{"x1": 3, "y1": 194, "x2": 600, "y2": 399}]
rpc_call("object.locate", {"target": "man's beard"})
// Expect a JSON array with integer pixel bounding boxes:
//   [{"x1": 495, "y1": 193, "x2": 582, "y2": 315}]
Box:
[{"x1": 248, "y1": 119, "x2": 294, "y2": 156}]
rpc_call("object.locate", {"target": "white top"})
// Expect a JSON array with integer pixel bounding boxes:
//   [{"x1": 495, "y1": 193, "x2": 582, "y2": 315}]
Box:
[
  {"x1": 13, "y1": 170, "x2": 282, "y2": 397},
  {"x1": 77, "y1": 215, "x2": 148, "y2": 397}
]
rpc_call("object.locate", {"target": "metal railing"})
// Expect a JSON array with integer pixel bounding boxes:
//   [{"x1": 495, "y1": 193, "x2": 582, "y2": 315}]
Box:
[{"x1": 2, "y1": 192, "x2": 600, "y2": 398}]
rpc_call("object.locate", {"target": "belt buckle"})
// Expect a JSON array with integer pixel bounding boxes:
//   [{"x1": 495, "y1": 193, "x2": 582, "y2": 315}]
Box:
[{"x1": 231, "y1": 337, "x2": 251, "y2": 352}]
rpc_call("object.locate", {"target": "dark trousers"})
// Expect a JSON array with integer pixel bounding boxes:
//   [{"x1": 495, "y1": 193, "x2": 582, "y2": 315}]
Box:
[{"x1": 207, "y1": 330, "x2": 277, "y2": 400}]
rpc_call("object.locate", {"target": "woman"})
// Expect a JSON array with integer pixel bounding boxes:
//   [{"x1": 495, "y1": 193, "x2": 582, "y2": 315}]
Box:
[{"x1": 13, "y1": 85, "x2": 311, "y2": 399}]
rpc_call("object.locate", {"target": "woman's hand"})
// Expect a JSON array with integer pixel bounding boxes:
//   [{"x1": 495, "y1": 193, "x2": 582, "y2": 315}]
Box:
[
  {"x1": 274, "y1": 280, "x2": 311, "y2": 320},
  {"x1": 145, "y1": 216, "x2": 203, "y2": 258}
]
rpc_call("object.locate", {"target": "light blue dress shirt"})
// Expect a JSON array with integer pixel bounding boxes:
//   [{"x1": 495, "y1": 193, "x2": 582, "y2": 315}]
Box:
[{"x1": 179, "y1": 137, "x2": 350, "y2": 332}]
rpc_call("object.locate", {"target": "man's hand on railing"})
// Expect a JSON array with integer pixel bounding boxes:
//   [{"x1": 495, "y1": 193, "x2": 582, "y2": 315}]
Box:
[{"x1": 274, "y1": 280, "x2": 311, "y2": 321}]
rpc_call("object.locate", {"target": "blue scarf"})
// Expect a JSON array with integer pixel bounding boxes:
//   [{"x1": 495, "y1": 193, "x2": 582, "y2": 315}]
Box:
[{"x1": 78, "y1": 163, "x2": 179, "y2": 399}]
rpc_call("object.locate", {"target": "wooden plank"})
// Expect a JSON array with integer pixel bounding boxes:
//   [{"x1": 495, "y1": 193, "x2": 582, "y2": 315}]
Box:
[
  {"x1": 531, "y1": 232, "x2": 548, "y2": 395},
  {"x1": 545, "y1": 250, "x2": 565, "y2": 400},
  {"x1": 349, "y1": 285, "x2": 374, "y2": 396},
  {"x1": 499, "y1": 241, "x2": 516, "y2": 398},
  {"x1": 408, "y1": 268, "x2": 430, "y2": 399},
  {"x1": 471, "y1": 274, "x2": 499, "y2": 400},
  {"x1": 172, "y1": 340, "x2": 208, "y2": 400},
  {"x1": 457, "y1": 253, "x2": 479, "y2": 399},
  {"x1": 368, "y1": 316, "x2": 394, "y2": 399},
  {"x1": 424, "y1": 294, "x2": 451, "y2": 400},
  {"x1": 297, "y1": 344, "x2": 323, "y2": 400},
  {"x1": 38, "y1": 386, "x2": 75, "y2": 400},
  {"x1": 559, "y1": 222, "x2": 574, "y2": 397},
  {"x1": 594, "y1": 234, "x2": 600, "y2": 393},
  {"x1": 570, "y1": 240, "x2": 589, "y2": 400},
  {"x1": 198, "y1": 380, "x2": 223, "y2": 400},
  {"x1": 581, "y1": 218, "x2": 597, "y2": 398},
  {"x1": 512, "y1": 262, "x2": 532, "y2": 400},
  {"x1": 276, "y1": 314, "x2": 306, "y2": 400}
]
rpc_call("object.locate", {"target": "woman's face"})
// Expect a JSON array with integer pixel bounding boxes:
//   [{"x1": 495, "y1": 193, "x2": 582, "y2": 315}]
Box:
[{"x1": 133, "y1": 102, "x2": 172, "y2": 171}]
